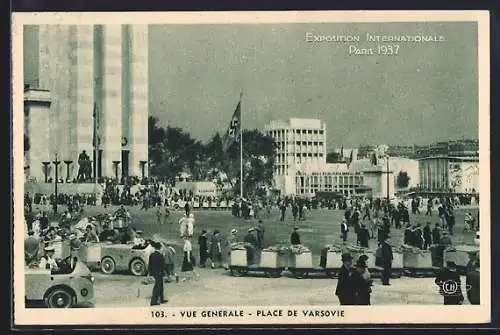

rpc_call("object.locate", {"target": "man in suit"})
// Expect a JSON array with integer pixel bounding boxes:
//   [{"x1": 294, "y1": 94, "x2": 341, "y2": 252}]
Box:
[
  {"x1": 335, "y1": 253, "x2": 354, "y2": 305},
  {"x1": 381, "y1": 235, "x2": 393, "y2": 285},
  {"x1": 290, "y1": 227, "x2": 301, "y2": 245},
  {"x1": 466, "y1": 257, "x2": 480, "y2": 305},
  {"x1": 423, "y1": 222, "x2": 432, "y2": 250},
  {"x1": 435, "y1": 261, "x2": 464, "y2": 305},
  {"x1": 432, "y1": 223, "x2": 441, "y2": 245},
  {"x1": 148, "y1": 242, "x2": 167, "y2": 306}
]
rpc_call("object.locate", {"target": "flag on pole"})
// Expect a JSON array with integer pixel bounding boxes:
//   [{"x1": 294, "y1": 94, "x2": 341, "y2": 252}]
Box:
[
  {"x1": 222, "y1": 99, "x2": 241, "y2": 152},
  {"x1": 92, "y1": 103, "x2": 101, "y2": 148}
]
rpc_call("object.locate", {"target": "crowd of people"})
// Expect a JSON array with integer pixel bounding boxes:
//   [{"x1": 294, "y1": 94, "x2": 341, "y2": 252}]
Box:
[{"x1": 23, "y1": 181, "x2": 481, "y2": 307}]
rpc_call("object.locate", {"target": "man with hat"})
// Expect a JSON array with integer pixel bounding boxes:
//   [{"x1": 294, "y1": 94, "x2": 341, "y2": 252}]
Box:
[
  {"x1": 351, "y1": 256, "x2": 372, "y2": 305},
  {"x1": 380, "y1": 235, "x2": 393, "y2": 285},
  {"x1": 290, "y1": 227, "x2": 301, "y2": 245},
  {"x1": 335, "y1": 252, "x2": 354, "y2": 305},
  {"x1": 39, "y1": 246, "x2": 59, "y2": 271},
  {"x1": 244, "y1": 228, "x2": 258, "y2": 264},
  {"x1": 148, "y1": 241, "x2": 167, "y2": 306},
  {"x1": 198, "y1": 230, "x2": 209, "y2": 268},
  {"x1": 209, "y1": 230, "x2": 222, "y2": 269},
  {"x1": 432, "y1": 222, "x2": 441, "y2": 245},
  {"x1": 435, "y1": 260, "x2": 464, "y2": 305}
]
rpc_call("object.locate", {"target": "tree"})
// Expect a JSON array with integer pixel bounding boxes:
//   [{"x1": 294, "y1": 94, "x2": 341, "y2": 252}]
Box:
[
  {"x1": 224, "y1": 129, "x2": 276, "y2": 197},
  {"x1": 148, "y1": 116, "x2": 201, "y2": 183},
  {"x1": 396, "y1": 171, "x2": 410, "y2": 188}
]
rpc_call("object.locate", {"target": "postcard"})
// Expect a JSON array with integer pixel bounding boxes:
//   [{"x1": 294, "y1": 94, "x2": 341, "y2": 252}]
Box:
[{"x1": 12, "y1": 10, "x2": 490, "y2": 326}]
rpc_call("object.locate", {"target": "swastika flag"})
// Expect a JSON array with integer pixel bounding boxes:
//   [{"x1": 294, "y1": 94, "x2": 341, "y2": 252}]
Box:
[{"x1": 222, "y1": 99, "x2": 241, "y2": 152}]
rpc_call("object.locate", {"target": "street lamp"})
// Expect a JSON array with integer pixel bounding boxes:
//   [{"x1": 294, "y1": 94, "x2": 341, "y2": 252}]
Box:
[{"x1": 52, "y1": 154, "x2": 61, "y2": 214}]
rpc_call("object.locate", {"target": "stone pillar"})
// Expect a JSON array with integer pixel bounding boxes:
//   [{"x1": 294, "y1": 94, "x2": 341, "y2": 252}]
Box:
[
  {"x1": 24, "y1": 89, "x2": 52, "y2": 182},
  {"x1": 127, "y1": 25, "x2": 149, "y2": 178},
  {"x1": 64, "y1": 160, "x2": 73, "y2": 181},
  {"x1": 100, "y1": 25, "x2": 123, "y2": 178},
  {"x1": 69, "y1": 25, "x2": 95, "y2": 163}
]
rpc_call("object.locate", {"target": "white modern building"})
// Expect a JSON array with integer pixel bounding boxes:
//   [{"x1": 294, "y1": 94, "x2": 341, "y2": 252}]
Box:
[
  {"x1": 23, "y1": 25, "x2": 149, "y2": 182},
  {"x1": 265, "y1": 118, "x2": 369, "y2": 197}
]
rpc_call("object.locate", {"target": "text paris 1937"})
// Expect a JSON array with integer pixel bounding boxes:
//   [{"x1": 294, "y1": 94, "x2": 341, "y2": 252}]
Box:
[{"x1": 348, "y1": 44, "x2": 400, "y2": 56}]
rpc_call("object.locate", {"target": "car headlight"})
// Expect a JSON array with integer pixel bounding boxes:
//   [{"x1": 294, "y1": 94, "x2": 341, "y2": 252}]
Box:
[{"x1": 82, "y1": 274, "x2": 95, "y2": 284}]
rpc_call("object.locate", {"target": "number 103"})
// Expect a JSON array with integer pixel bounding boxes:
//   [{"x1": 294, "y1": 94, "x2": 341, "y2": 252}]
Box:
[{"x1": 377, "y1": 44, "x2": 400, "y2": 55}]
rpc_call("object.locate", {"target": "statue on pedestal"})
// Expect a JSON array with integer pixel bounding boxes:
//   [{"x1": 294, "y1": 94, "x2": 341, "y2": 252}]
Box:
[{"x1": 77, "y1": 150, "x2": 91, "y2": 182}]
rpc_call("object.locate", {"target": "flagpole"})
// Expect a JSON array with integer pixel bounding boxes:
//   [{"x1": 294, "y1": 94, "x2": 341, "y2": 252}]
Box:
[{"x1": 239, "y1": 91, "x2": 243, "y2": 199}]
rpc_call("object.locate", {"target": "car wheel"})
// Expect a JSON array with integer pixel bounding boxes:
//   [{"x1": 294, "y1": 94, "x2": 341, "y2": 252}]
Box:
[
  {"x1": 101, "y1": 256, "x2": 116, "y2": 275},
  {"x1": 130, "y1": 258, "x2": 146, "y2": 276},
  {"x1": 45, "y1": 288, "x2": 74, "y2": 308}
]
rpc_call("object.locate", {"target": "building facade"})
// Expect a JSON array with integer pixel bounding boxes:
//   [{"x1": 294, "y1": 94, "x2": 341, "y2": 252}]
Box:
[
  {"x1": 23, "y1": 25, "x2": 149, "y2": 183},
  {"x1": 265, "y1": 118, "x2": 369, "y2": 197},
  {"x1": 293, "y1": 163, "x2": 364, "y2": 197},
  {"x1": 264, "y1": 118, "x2": 327, "y2": 177},
  {"x1": 418, "y1": 156, "x2": 479, "y2": 193}
]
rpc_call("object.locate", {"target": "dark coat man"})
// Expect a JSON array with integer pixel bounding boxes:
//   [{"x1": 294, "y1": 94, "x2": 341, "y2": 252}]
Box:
[
  {"x1": 290, "y1": 228, "x2": 301, "y2": 245},
  {"x1": 198, "y1": 231, "x2": 208, "y2": 268},
  {"x1": 351, "y1": 258, "x2": 372, "y2": 305},
  {"x1": 335, "y1": 253, "x2": 354, "y2": 305},
  {"x1": 357, "y1": 225, "x2": 370, "y2": 248},
  {"x1": 279, "y1": 203, "x2": 286, "y2": 221},
  {"x1": 432, "y1": 224, "x2": 441, "y2": 245},
  {"x1": 244, "y1": 229, "x2": 258, "y2": 264},
  {"x1": 256, "y1": 221, "x2": 265, "y2": 249},
  {"x1": 377, "y1": 226, "x2": 388, "y2": 244},
  {"x1": 381, "y1": 237, "x2": 393, "y2": 285},
  {"x1": 435, "y1": 261, "x2": 464, "y2": 305},
  {"x1": 403, "y1": 225, "x2": 412, "y2": 245},
  {"x1": 148, "y1": 242, "x2": 166, "y2": 306},
  {"x1": 292, "y1": 203, "x2": 299, "y2": 221},
  {"x1": 184, "y1": 202, "x2": 191, "y2": 217},
  {"x1": 466, "y1": 261, "x2": 480, "y2": 305},
  {"x1": 423, "y1": 223, "x2": 432, "y2": 249},
  {"x1": 39, "y1": 213, "x2": 49, "y2": 231}
]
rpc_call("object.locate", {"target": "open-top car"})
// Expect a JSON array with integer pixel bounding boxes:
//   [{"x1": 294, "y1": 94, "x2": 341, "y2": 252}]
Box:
[
  {"x1": 25, "y1": 256, "x2": 95, "y2": 308},
  {"x1": 78, "y1": 241, "x2": 166, "y2": 276}
]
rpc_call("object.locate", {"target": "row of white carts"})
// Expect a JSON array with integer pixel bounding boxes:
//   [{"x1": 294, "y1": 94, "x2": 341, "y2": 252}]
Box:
[{"x1": 228, "y1": 243, "x2": 479, "y2": 279}]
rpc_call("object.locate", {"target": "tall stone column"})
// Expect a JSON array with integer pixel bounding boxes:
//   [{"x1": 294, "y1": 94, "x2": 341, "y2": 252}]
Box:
[
  {"x1": 99, "y1": 25, "x2": 123, "y2": 178},
  {"x1": 127, "y1": 25, "x2": 149, "y2": 178},
  {"x1": 69, "y1": 25, "x2": 95, "y2": 167},
  {"x1": 24, "y1": 89, "x2": 52, "y2": 182}
]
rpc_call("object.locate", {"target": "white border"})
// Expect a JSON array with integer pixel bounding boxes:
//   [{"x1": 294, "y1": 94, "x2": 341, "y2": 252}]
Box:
[{"x1": 12, "y1": 11, "x2": 491, "y2": 326}]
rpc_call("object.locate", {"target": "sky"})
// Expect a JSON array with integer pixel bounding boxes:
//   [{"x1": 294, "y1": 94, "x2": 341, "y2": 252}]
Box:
[
  {"x1": 24, "y1": 22, "x2": 480, "y2": 149},
  {"x1": 148, "y1": 22, "x2": 479, "y2": 148}
]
